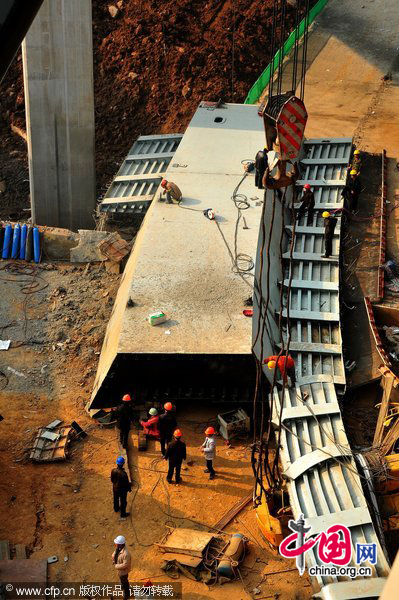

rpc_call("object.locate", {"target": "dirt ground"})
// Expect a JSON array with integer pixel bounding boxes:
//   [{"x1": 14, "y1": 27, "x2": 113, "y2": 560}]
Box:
[
  {"x1": 0, "y1": 0, "x2": 316, "y2": 219},
  {"x1": 0, "y1": 260, "x2": 311, "y2": 598}
]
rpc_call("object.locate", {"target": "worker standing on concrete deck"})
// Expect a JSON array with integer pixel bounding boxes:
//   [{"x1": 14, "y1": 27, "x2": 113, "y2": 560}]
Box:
[
  {"x1": 115, "y1": 394, "x2": 134, "y2": 450},
  {"x1": 159, "y1": 402, "x2": 177, "y2": 456},
  {"x1": 321, "y1": 211, "x2": 338, "y2": 258},
  {"x1": 140, "y1": 407, "x2": 160, "y2": 439},
  {"x1": 254, "y1": 148, "x2": 268, "y2": 189},
  {"x1": 165, "y1": 429, "x2": 186, "y2": 484},
  {"x1": 161, "y1": 179, "x2": 182, "y2": 204},
  {"x1": 112, "y1": 535, "x2": 131, "y2": 600},
  {"x1": 342, "y1": 170, "x2": 361, "y2": 212},
  {"x1": 201, "y1": 426, "x2": 216, "y2": 480},
  {"x1": 264, "y1": 355, "x2": 296, "y2": 385},
  {"x1": 111, "y1": 456, "x2": 132, "y2": 519},
  {"x1": 297, "y1": 184, "x2": 315, "y2": 225}
]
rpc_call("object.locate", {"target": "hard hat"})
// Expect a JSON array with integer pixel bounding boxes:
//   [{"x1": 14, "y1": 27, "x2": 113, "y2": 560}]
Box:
[
  {"x1": 114, "y1": 535, "x2": 126, "y2": 545},
  {"x1": 354, "y1": 150, "x2": 360, "y2": 155},
  {"x1": 174, "y1": 429, "x2": 182, "y2": 437},
  {"x1": 149, "y1": 408, "x2": 158, "y2": 416},
  {"x1": 267, "y1": 360, "x2": 276, "y2": 370},
  {"x1": 303, "y1": 183, "x2": 311, "y2": 190},
  {"x1": 161, "y1": 179, "x2": 167, "y2": 188},
  {"x1": 322, "y1": 211, "x2": 330, "y2": 218},
  {"x1": 350, "y1": 169, "x2": 357, "y2": 175},
  {"x1": 164, "y1": 402, "x2": 173, "y2": 411},
  {"x1": 116, "y1": 456, "x2": 125, "y2": 466},
  {"x1": 205, "y1": 426, "x2": 215, "y2": 435},
  {"x1": 122, "y1": 394, "x2": 131, "y2": 402}
]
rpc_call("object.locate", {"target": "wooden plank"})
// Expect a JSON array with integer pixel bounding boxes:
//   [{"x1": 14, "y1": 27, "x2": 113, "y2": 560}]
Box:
[
  {"x1": 138, "y1": 431, "x2": 147, "y2": 451},
  {"x1": 0, "y1": 560, "x2": 47, "y2": 582},
  {"x1": 14, "y1": 544, "x2": 27, "y2": 560},
  {"x1": 0, "y1": 541, "x2": 10, "y2": 560},
  {"x1": 213, "y1": 494, "x2": 252, "y2": 531},
  {"x1": 158, "y1": 528, "x2": 214, "y2": 558}
]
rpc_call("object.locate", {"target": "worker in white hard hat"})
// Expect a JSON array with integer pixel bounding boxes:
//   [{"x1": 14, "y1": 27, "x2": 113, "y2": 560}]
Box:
[
  {"x1": 112, "y1": 535, "x2": 131, "y2": 600},
  {"x1": 160, "y1": 179, "x2": 182, "y2": 204},
  {"x1": 140, "y1": 407, "x2": 160, "y2": 439}
]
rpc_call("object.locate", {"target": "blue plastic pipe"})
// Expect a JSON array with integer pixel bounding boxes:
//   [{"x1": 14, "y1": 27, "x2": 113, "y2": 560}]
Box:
[
  {"x1": 2, "y1": 224, "x2": 12, "y2": 259},
  {"x1": 11, "y1": 224, "x2": 21, "y2": 259},
  {"x1": 33, "y1": 226, "x2": 40, "y2": 263},
  {"x1": 20, "y1": 224, "x2": 27, "y2": 259}
]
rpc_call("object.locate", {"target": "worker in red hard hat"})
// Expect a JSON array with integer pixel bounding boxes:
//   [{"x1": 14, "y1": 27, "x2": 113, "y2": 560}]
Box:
[
  {"x1": 158, "y1": 401, "x2": 177, "y2": 456},
  {"x1": 201, "y1": 426, "x2": 216, "y2": 480},
  {"x1": 297, "y1": 183, "x2": 315, "y2": 226},
  {"x1": 264, "y1": 355, "x2": 296, "y2": 386},
  {"x1": 114, "y1": 393, "x2": 134, "y2": 449},
  {"x1": 160, "y1": 179, "x2": 182, "y2": 204},
  {"x1": 165, "y1": 429, "x2": 186, "y2": 484}
]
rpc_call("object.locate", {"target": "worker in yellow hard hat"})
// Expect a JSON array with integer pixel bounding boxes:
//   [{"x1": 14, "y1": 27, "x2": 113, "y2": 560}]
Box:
[
  {"x1": 321, "y1": 211, "x2": 338, "y2": 258},
  {"x1": 342, "y1": 168, "x2": 362, "y2": 212},
  {"x1": 264, "y1": 355, "x2": 296, "y2": 385},
  {"x1": 347, "y1": 149, "x2": 361, "y2": 179}
]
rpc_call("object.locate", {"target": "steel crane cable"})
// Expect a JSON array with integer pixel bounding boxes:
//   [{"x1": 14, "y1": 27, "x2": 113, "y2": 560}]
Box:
[
  {"x1": 252, "y1": 189, "x2": 280, "y2": 498},
  {"x1": 277, "y1": 0, "x2": 288, "y2": 97},
  {"x1": 291, "y1": 0, "x2": 302, "y2": 93},
  {"x1": 271, "y1": 189, "x2": 297, "y2": 483},
  {"x1": 300, "y1": 0, "x2": 311, "y2": 101},
  {"x1": 268, "y1": 0, "x2": 280, "y2": 100}
]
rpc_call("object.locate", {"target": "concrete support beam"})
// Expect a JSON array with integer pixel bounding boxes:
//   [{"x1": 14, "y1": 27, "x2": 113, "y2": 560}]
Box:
[{"x1": 22, "y1": 0, "x2": 95, "y2": 230}]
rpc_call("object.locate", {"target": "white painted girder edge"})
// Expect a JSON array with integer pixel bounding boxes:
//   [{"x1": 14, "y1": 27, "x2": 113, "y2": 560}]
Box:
[
  {"x1": 315, "y1": 578, "x2": 387, "y2": 600},
  {"x1": 283, "y1": 252, "x2": 339, "y2": 262},
  {"x1": 114, "y1": 173, "x2": 164, "y2": 182},
  {"x1": 281, "y1": 279, "x2": 339, "y2": 291},
  {"x1": 126, "y1": 152, "x2": 175, "y2": 161},
  {"x1": 277, "y1": 342, "x2": 342, "y2": 354},
  {"x1": 282, "y1": 445, "x2": 351, "y2": 480}
]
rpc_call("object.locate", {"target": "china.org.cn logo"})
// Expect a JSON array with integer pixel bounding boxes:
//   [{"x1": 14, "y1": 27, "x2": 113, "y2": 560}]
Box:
[{"x1": 279, "y1": 514, "x2": 377, "y2": 579}]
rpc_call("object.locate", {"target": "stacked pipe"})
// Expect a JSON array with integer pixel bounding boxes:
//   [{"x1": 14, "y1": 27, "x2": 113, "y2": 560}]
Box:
[{"x1": 0, "y1": 223, "x2": 41, "y2": 263}]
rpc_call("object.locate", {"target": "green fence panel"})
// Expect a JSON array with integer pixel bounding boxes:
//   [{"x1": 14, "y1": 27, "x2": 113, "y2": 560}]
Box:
[{"x1": 244, "y1": 0, "x2": 329, "y2": 105}]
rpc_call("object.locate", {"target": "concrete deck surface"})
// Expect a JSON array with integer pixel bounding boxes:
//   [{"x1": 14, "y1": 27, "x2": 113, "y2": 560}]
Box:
[{"x1": 118, "y1": 103, "x2": 265, "y2": 355}]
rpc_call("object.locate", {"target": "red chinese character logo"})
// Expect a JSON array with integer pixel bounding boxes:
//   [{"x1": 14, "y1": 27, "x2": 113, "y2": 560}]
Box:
[
  {"x1": 279, "y1": 515, "x2": 352, "y2": 575},
  {"x1": 317, "y1": 524, "x2": 351, "y2": 566}
]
